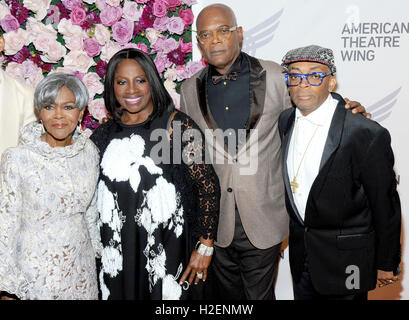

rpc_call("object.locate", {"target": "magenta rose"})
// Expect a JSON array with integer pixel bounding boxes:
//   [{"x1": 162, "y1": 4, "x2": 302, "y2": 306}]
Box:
[
  {"x1": 153, "y1": 0, "x2": 168, "y2": 18},
  {"x1": 136, "y1": 43, "x2": 150, "y2": 54},
  {"x1": 178, "y1": 38, "x2": 192, "y2": 53},
  {"x1": 178, "y1": 8, "x2": 193, "y2": 27},
  {"x1": 0, "y1": 14, "x2": 20, "y2": 33},
  {"x1": 100, "y1": 6, "x2": 123, "y2": 26},
  {"x1": 71, "y1": 6, "x2": 87, "y2": 26},
  {"x1": 167, "y1": 16, "x2": 185, "y2": 35},
  {"x1": 84, "y1": 38, "x2": 102, "y2": 57},
  {"x1": 112, "y1": 19, "x2": 134, "y2": 45},
  {"x1": 164, "y1": 0, "x2": 182, "y2": 8}
]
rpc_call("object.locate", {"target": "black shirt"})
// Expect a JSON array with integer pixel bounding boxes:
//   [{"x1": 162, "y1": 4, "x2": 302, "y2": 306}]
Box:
[{"x1": 207, "y1": 52, "x2": 251, "y2": 150}]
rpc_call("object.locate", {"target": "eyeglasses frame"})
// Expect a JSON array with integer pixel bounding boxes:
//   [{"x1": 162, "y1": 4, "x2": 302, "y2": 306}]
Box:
[{"x1": 285, "y1": 72, "x2": 333, "y2": 87}]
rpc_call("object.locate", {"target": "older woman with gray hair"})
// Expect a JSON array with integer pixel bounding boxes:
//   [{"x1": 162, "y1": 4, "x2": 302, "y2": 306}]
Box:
[{"x1": 0, "y1": 73, "x2": 101, "y2": 300}]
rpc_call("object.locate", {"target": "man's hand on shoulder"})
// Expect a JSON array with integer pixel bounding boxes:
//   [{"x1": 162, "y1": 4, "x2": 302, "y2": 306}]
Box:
[{"x1": 344, "y1": 97, "x2": 371, "y2": 119}]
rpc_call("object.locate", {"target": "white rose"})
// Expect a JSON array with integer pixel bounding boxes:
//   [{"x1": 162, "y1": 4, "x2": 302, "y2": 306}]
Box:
[
  {"x1": 0, "y1": 2, "x2": 11, "y2": 20},
  {"x1": 23, "y1": 0, "x2": 52, "y2": 21},
  {"x1": 63, "y1": 50, "x2": 96, "y2": 74},
  {"x1": 93, "y1": 24, "x2": 111, "y2": 46},
  {"x1": 3, "y1": 29, "x2": 31, "y2": 55}
]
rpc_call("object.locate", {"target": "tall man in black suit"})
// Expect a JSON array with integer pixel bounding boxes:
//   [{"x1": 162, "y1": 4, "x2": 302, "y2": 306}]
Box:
[{"x1": 278, "y1": 45, "x2": 401, "y2": 300}]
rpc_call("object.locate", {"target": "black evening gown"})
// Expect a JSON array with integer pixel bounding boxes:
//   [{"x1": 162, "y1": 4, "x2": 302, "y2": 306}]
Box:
[{"x1": 90, "y1": 109, "x2": 220, "y2": 300}]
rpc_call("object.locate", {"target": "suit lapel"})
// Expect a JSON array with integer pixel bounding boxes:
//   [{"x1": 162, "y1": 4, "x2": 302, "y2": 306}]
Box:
[
  {"x1": 318, "y1": 93, "x2": 346, "y2": 171},
  {"x1": 196, "y1": 66, "x2": 219, "y2": 132},
  {"x1": 244, "y1": 53, "x2": 266, "y2": 139},
  {"x1": 308, "y1": 93, "x2": 347, "y2": 200},
  {"x1": 282, "y1": 110, "x2": 305, "y2": 226}
]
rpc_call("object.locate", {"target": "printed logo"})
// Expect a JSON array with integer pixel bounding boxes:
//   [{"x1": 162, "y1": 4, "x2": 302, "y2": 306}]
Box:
[
  {"x1": 242, "y1": 9, "x2": 284, "y2": 56},
  {"x1": 367, "y1": 87, "x2": 401, "y2": 123}
]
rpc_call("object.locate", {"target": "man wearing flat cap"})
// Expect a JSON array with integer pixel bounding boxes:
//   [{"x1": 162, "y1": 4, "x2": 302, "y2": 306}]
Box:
[{"x1": 278, "y1": 44, "x2": 401, "y2": 300}]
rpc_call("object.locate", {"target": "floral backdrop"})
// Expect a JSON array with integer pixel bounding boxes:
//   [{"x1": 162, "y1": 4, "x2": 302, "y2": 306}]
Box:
[{"x1": 0, "y1": 0, "x2": 204, "y2": 130}]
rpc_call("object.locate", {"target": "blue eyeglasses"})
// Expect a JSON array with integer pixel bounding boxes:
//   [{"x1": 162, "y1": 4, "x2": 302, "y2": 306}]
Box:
[{"x1": 285, "y1": 72, "x2": 332, "y2": 87}]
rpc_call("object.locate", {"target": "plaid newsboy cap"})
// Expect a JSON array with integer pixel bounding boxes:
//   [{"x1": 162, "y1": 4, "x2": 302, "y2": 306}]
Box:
[{"x1": 281, "y1": 45, "x2": 336, "y2": 74}]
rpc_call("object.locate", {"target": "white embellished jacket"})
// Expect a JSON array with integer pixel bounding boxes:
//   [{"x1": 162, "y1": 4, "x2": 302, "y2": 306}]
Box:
[{"x1": 0, "y1": 122, "x2": 102, "y2": 300}]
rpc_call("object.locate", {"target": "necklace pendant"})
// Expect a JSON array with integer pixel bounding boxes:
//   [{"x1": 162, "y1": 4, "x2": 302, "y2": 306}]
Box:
[{"x1": 290, "y1": 177, "x2": 299, "y2": 194}]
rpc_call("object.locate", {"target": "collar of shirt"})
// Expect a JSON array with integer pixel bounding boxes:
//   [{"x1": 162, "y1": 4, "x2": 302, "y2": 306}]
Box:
[
  {"x1": 295, "y1": 94, "x2": 337, "y2": 127},
  {"x1": 0, "y1": 69, "x2": 3, "y2": 84},
  {"x1": 209, "y1": 51, "x2": 243, "y2": 78}
]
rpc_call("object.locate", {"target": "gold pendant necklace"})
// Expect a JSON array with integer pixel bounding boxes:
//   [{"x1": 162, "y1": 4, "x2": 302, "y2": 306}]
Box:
[{"x1": 291, "y1": 118, "x2": 319, "y2": 194}]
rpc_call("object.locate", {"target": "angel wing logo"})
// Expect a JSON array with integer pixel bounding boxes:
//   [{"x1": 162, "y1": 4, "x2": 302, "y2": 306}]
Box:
[
  {"x1": 242, "y1": 8, "x2": 284, "y2": 56},
  {"x1": 367, "y1": 87, "x2": 401, "y2": 123}
]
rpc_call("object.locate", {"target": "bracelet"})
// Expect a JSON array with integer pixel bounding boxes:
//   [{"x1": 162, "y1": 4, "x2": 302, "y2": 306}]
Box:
[{"x1": 194, "y1": 240, "x2": 214, "y2": 256}]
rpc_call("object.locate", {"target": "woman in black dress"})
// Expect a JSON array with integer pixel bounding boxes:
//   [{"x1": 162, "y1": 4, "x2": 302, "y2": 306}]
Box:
[{"x1": 90, "y1": 48, "x2": 220, "y2": 300}]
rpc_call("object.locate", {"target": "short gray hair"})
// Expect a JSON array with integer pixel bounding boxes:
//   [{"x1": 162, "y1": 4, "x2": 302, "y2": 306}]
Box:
[{"x1": 34, "y1": 73, "x2": 89, "y2": 112}]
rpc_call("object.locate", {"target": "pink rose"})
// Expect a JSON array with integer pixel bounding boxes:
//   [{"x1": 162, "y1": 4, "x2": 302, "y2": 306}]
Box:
[
  {"x1": 152, "y1": 37, "x2": 178, "y2": 54},
  {"x1": 106, "y1": 0, "x2": 122, "y2": 7},
  {"x1": 0, "y1": 14, "x2": 20, "y2": 33},
  {"x1": 136, "y1": 0, "x2": 150, "y2": 3},
  {"x1": 185, "y1": 60, "x2": 205, "y2": 78},
  {"x1": 100, "y1": 6, "x2": 123, "y2": 26},
  {"x1": 153, "y1": 0, "x2": 168, "y2": 18},
  {"x1": 94, "y1": 24, "x2": 111, "y2": 45},
  {"x1": 3, "y1": 29, "x2": 31, "y2": 55},
  {"x1": 62, "y1": 0, "x2": 82, "y2": 10},
  {"x1": 84, "y1": 38, "x2": 102, "y2": 57},
  {"x1": 82, "y1": 72, "x2": 104, "y2": 100},
  {"x1": 123, "y1": 1, "x2": 143, "y2": 21},
  {"x1": 153, "y1": 16, "x2": 169, "y2": 32},
  {"x1": 178, "y1": 8, "x2": 193, "y2": 27},
  {"x1": 112, "y1": 19, "x2": 134, "y2": 45},
  {"x1": 136, "y1": 43, "x2": 150, "y2": 54},
  {"x1": 63, "y1": 50, "x2": 96, "y2": 73},
  {"x1": 178, "y1": 38, "x2": 192, "y2": 53},
  {"x1": 71, "y1": 6, "x2": 87, "y2": 25},
  {"x1": 167, "y1": 16, "x2": 185, "y2": 35},
  {"x1": 163, "y1": 0, "x2": 181, "y2": 8},
  {"x1": 96, "y1": 0, "x2": 108, "y2": 11},
  {"x1": 88, "y1": 98, "x2": 108, "y2": 121},
  {"x1": 154, "y1": 53, "x2": 171, "y2": 74}
]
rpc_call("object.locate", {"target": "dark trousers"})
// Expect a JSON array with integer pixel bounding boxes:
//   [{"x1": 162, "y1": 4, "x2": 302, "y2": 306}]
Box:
[
  {"x1": 210, "y1": 208, "x2": 281, "y2": 300},
  {"x1": 293, "y1": 258, "x2": 368, "y2": 300}
]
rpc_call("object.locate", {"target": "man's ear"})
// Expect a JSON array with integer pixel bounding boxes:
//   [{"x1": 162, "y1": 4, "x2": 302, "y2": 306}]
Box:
[
  {"x1": 328, "y1": 76, "x2": 337, "y2": 92},
  {"x1": 237, "y1": 26, "x2": 244, "y2": 50},
  {"x1": 197, "y1": 41, "x2": 206, "y2": 62}
]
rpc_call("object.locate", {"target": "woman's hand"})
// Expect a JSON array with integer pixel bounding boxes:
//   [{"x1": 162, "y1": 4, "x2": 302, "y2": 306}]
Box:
[
  {"x1": 377, "y1": 270, "x2": 399, "y2": 288},
  {"x1": 179, "y1": 250, "x2": 212, "y2": 286}
]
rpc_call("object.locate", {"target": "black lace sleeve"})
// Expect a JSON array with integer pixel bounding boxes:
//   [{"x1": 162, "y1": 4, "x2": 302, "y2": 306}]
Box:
[
  {"x1": 89, "y1": 120, "x2": 115, "y2": 157},
  {"x1": 170, "y1": 111, "x2": 220, "y2": 241}
]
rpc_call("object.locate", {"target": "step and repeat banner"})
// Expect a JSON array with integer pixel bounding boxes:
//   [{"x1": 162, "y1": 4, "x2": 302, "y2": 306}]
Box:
[{"x1": 193, "y1": 0, "x2": 409, "y2": 300}]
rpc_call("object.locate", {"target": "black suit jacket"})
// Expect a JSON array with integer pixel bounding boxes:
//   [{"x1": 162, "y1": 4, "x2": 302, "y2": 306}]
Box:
[{"x1": 278, "y1": 92, "x2": 401, "y2": 295}]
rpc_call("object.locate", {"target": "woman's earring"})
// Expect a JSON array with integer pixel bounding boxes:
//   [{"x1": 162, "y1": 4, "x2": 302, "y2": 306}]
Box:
[
  {"x1": 77, "y1": 121, "x2": 83, "y2": 133},
  {"x1": 40, "y1": 120, "x2": 46, "y2": 134}
]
